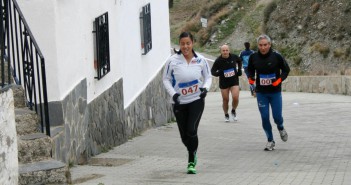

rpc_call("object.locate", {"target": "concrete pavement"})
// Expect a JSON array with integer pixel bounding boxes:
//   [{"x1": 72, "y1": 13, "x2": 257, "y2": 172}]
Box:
[{"x1": 70, "y1": 91, "x2": 351, "y2": 185}]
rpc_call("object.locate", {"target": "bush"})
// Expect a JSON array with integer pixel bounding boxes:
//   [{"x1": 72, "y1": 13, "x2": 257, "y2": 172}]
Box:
[
  {"x1": 311, "y1": 42, "x2": 330, "y2": 58},
  {"x1": 333, "y1": 48, "x2": 344, "y2": 58},
  {"x1": 197, "y1": 29, "x2": 210, "y2": 46},
  {"x1": 198, "y1": 0, "x2": 233, "y2": 46},
  {"x1": 182, "y1": 19, "x2": 202, "y2": 33},
  {"x1": 276, "y1": 45, "x2": 299, "y2": 60},
  {"x1": 345, "y1": 46, "x2": 351, "y2": 57},
  {"x1": 311, "y1": 3, "x2": 320, "y2": 14},
  {"x1": 200, "y1": 0, "x2": 231, "y2": 18},
  {"x1": 344, "y1": 2, "x2": 351, "y2": 13},
  {"x1": 263, "y1": 1, "x2": 277, "y2": 24},
  {"x1": 293, "y1": 56, "x2": 302, "y2": 66}
]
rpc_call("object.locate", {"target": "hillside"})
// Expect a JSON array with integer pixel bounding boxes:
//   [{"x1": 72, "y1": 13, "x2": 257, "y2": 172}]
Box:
[{"x1": 169, "y1": 0, "x2": 351, "y2": 75}]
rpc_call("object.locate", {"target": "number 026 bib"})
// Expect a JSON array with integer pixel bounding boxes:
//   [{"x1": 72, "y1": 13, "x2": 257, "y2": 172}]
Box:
[
  {"x1": 178, "y1": 79, "x2": 199, "y2": 96},
  {"x1": 259, "y1": 73, "x2": 276, "y2": 86}
]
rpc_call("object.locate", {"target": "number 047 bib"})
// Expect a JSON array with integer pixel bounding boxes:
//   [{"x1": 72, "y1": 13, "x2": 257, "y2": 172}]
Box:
[{"x1": 178, "y1": 80, "x2": 199, "y2": 96}]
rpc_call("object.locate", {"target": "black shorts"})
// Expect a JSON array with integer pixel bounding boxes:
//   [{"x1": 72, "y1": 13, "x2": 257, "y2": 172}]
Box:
[{"x1": 219, "y1": 76, "x2": 239, "y2": 89}]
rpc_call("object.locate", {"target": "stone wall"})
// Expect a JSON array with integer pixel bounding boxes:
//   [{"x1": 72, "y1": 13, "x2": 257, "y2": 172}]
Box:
[
  {"x1": 52, "y1": 79, "x2": 90, "y2": 164},
  {"x1": 211, "y1": 75, "x2": 351, "y2": 96},
  {"x1": 283, "y1": 76, "x2": 351, "y2": 95},
  {"x1": 0, "y1": 89, "x2": 19, "y2": 185},
  {"x1": 53, "y1": 79, "x2": 125, "y2": 164},
  {"x1": 87, "y1": 79, "x2": 126, "y2": 156},
  {"x1": 52, "y1": 70, "x2": 174, "y2": 164},
  {"x1": 125, "y1": 69, "x2": 174, "y2": 138}
]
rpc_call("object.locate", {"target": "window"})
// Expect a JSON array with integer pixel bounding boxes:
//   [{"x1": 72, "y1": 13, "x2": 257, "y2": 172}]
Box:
[
  {"x1": 140, "y1": 3, "x2": 152, "y2": 55},
  {"x1": 93, "y1": 12, "x2": 110, "y2": 80}
]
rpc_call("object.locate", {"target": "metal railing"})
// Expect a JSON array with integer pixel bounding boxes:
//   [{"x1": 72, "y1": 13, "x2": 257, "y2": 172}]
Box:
[{"x1": 0, "y1": 0, "x2": 50, "y2": 136}]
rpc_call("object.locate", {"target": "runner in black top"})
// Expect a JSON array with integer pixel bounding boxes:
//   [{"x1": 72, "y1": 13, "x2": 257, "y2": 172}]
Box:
[
  {"x1": 247, "y1": 34, "x2": 290, "y2": 151},
  {"x1": 211, "y1": 44, "x2": 242, "y2": 122}
]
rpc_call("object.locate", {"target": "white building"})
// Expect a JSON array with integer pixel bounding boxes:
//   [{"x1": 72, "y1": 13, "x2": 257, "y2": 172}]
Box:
[
  {"x1": 19, "y1": 0, "x2": 171, "y2": 108},
  {"x1": 17, "y1": 0, "x2": 174, "y2": 163}
]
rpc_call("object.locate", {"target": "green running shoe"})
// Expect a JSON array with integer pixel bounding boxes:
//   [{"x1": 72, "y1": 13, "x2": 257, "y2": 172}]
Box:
[{"x1": 187, "y1": 162, "x2": 197, "y2": 174}]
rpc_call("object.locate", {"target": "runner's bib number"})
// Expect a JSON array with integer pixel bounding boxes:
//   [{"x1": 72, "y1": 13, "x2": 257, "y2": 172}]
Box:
[
  {"x1": 178, "y1": 80, "x2": 199, "y2": 96},
  {"x1": 223, "y1": 68, "x2": 235, "y2": 78},
  {"x1": 259, "y1": 73, "x2": 276, "y2": 86}
]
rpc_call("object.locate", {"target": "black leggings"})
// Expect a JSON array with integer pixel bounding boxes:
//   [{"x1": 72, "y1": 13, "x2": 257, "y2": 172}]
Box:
[{"x1": 173, "y1": 99, "x2": 205, "y2": 154}]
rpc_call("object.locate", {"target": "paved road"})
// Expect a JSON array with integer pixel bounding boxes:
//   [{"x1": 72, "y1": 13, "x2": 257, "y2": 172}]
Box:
[{"x1": 71, "y1": 91, "x2": 351, "y2": 185}]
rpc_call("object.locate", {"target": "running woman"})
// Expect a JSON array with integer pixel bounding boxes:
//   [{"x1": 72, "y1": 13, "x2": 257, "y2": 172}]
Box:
[
  {"x1": 247, "y1": 34, "x2": 290, "y2": 151},
  {"x1": 211, "y1": 44, "x2": 242, "y2": 122},
  {"x1": 163, "y1": 32, "x2": 212, "y2": 174}
]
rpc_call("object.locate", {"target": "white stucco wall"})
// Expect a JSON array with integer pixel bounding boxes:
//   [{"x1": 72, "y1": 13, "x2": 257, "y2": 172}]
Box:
[
  {"x1": 17, "y1": 0, "x2": 171, "y2": 106},
  {"x1": 16, "y1": 0, "x2": 60, "y2": 101},
  {"x1": 119, "y1": 1, "x2": 171, "y2": 107}
]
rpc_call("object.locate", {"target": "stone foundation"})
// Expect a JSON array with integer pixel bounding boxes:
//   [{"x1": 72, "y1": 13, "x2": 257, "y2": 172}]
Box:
[
  {"x1": 211, "y1": 76, "x2": 351, "y2": 96},
  {"x1": 52, "y1": 79, "x2": 89, "y2": 164},
  {"x1": 87, "y1": 79, "x2": 126, "y2": 156},
  {"x1": 125, "y1": 70, "x2": 174, "y2": 138},
  {"x1": 52, "y1": 70, "x2": 174, "y2": 164}
]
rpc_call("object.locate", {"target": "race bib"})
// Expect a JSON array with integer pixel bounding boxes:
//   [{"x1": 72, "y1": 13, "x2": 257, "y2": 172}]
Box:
[
  {"x1": 178, "y1": 80, "x2": 199, "y2": 96},
  {"x1": 259, "y1": 73, "x2": 276, "y2": 86},
  {"x1": 223, "y1": 68, "x2": 235, "y2": 78}
]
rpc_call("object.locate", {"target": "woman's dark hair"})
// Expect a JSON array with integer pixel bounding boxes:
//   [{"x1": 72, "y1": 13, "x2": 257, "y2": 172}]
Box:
[
  {"x1": 176, "y1": 32, "x2": 195, "y2": 55},
  {"x1": 179, "y1": 32, "x2": 194, "y2": 42}
]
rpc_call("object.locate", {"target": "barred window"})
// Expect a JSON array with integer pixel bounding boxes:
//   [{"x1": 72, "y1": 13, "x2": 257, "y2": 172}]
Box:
[
  {"x1": 93, "y1": 12, "x2": 110, "y2": 80},
  {"x1": 140, "y1": 3, "x2": 152, "y2": 55}
]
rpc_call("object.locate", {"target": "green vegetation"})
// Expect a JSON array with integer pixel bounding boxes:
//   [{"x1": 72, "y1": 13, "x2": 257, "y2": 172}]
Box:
[
  {"x1": 215, "y1": 9, "x2": 243, "y2": 42},
  {"x1": 170, "y1": 0, "x2": 351, "y2": 76},
  {"x1": 276, "y1": 45, "x2": 299, "y2": 62},
  {"x1": 243, "y1": 5, "x2": 265, "y2": 38},
  {"x1": 167, "y1": 117, "x2": 176, "y2": 123},
  {"x1": 101, "y1": 145, "x2": 112, "y2": 153},
  {"x1": 170, "y1": 0, "x2": 257, "y2": 51},
  {"x1": 180, "y1": 0, "x2": 235, "y2": 46},
  {"x1": 68, "y1": 160, "x2": 74, "y2": 168}
]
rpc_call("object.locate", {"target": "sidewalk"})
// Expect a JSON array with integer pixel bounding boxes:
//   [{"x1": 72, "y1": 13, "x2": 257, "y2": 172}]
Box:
[{"x1": 71, "y1": 91, "x2": 351, "y2": 185}]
